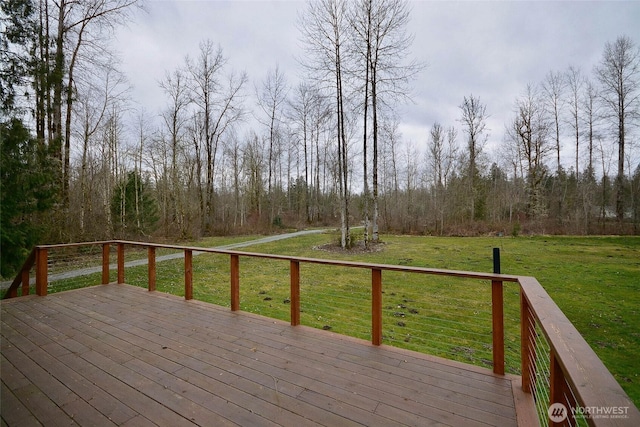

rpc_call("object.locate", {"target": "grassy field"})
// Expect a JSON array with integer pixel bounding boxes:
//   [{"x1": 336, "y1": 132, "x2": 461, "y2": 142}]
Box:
[{"x1": 48, "y1": 232, "x2": 640, "y2": 407}]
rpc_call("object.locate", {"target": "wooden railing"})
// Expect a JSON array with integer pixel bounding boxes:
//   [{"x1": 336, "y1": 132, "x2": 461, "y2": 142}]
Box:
[
  {"x1": 3, "y1": 240, "x2": 639, "y2": 426},
  {"x1": 3, "y1": 248, "x2": 36, "y2": 298}
]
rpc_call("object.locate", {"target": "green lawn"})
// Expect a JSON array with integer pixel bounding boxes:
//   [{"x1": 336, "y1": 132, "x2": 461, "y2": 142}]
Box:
[{"x1": 48, "y1": 233, "x2": 640, "y2": 407}]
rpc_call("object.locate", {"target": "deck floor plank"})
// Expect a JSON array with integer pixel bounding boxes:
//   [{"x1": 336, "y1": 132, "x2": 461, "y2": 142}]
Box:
[
  {"x1": 1, "y1": 284, "x2": 526, "y2": 426},
  {"x1": 1, "y1": 312, "x2": 138, "y2": 425},
  {"x1": 0, "y1": 382, "x2": 41, "y2": 426}
]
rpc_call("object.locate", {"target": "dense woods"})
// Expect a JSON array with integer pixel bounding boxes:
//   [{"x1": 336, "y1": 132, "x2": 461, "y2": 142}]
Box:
[{"x1": 2, "y1": 0, "x2": 640, "y2": 277}]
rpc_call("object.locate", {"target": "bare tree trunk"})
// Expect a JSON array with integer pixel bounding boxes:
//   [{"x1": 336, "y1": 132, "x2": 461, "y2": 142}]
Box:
[
  {"x1": 595, "y1": 36, "x2": 640, "y2": 222},
  {"x1": 371, "y1": 65, "x2": 379, "y2": 242},
  {"x1": 52, "y1": 0, "x2": 138, "y2": 211},
  {"x1": 359, "y1": 0, "x2": 418, "y2": 241},
  {"x1": 315, "y1": 126, "x2": 322, "y2": 222},
  {"x1": 257, "y1": 66, "x2": 288, "y2": 226},
  {"x1": 459, "y1": 94, "x2": 488, "y2": 220},
  {"x1": 336, "y1": 51, "x2": 350, "y2": 248},
  {"x1": 508, "y1": 84, "x2": 552, "y2": 219},
  {"x1": 35, "y1": 0, "x2": 50, "y2": 146},
  {"x1": 51, "y1": 0, "x2": 65, "y2": 163},
  {"x1": 566, "y1": 66, "x2": 583, "y2": 176},
  {"x1": 300, "y1": 0, "x2": 351, "y2": 247},
  {"x1": 351, "y1": 0, "x2": 373, "y2": 246}
]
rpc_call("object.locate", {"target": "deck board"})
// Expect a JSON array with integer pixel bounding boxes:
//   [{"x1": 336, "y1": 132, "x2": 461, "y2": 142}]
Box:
[{"x1": 1, "y1": 284, "x2": 531, "y2": 426}]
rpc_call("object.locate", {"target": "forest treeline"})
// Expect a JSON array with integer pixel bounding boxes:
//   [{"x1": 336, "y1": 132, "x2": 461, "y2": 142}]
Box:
[{"x1": 1, "y1": 0, "x2": 640, "y2": 277}]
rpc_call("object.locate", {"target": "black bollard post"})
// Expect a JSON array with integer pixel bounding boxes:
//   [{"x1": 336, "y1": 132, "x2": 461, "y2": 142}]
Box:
[{"x1": 493, "y1": 247, "x2": 501, "y2": 274}]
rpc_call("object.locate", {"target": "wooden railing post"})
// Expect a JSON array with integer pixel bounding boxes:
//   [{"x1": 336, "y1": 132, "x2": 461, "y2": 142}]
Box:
[
  {"x1": 7, "y1": 285, "x2": 18, "y2": 299},
  {"x1": 491, "y1": 280, "x2": 505, "y2": 375},
  {"x1": 117, "y1": 243, "x2": 125, "y2": 284},
  {"x1": 21, "y1": 266, "x2": 30, "y2": 296},
  {"x1": 290, "y1": 260, "x2": 300, "y2": 326},
  {"x1": 4, "y1": 249, "x2": 36, "y2": 299},
  {"x1": 185, "y1": 250, "x2": 193, "y2": 300},
  {"x1": 148, "y1": 247, "x2": 156, "y2": 291},
  {"x1": 35, "y1": 247, "x2": 48, "y2": 296},
  {"x1": 102, "y1": 243, "x2": 110, "y2": 284},
  {"x1": 372, "y1": 268, "x2": 382, "y2": 346},
  {"x1": 549, "y1": 349, "x2": 566, "y2": 425},
  {"x1": 520, "y1": 288, "x2": 532, "y2": 393},
  {"x1": 230, "y1": 254, "x2": 239, "y2": 311},
  {"x1": 491, "y1": 248, "x2": 505, "y2": 375}
]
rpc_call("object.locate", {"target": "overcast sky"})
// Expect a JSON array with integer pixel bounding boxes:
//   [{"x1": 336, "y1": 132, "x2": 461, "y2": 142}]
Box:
[{"x1": 114, "y1": 0, "x2": 640, "y2": 170}]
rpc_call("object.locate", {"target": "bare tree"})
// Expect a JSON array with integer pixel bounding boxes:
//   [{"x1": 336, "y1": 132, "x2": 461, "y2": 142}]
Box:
[
  {"x1": 595, "y1": 35, "x2": 640, "y2": 221},
  {"x1": 159, "y1": 69, "x2": 189, "y2": 236},
  {"x1": 542, "y1": 70, "x2": 566, "y2": 172},
  {"x1": 565, "y1": 66, "x2": 584, "y2": 175},
  {"x1": 543, "y1": 71, "x2": 568, "y2": 223},
  {"x1": 428, "y1": 123, "x2": 445, "y2": 191},
  {"x1": 311, "y1": 91, "x2": 332, "y2": 222},
  {"x1": 256, "y1": 65, "x2": 289, "y2": 225},
  {"x1": 186, "y1": 40, "x2": 247, "y2": 231},
  {"x1": 289, "y1": 82, "x2": 313, "y2": 223},
  {"x1": 37, "y1": 0, "x2": 138, "y2": 208},
  {"x1": 459, "y1": 94, "x2": 488, "y2": 219},
  {"x1": 288, "y1": 83, "x2": 330, "y2": 223},
  {"x1": 427, "y1": 123, "x2": 458, "y2": 233},
  {"x1": 74, "y1": 65, "x2": 128, "y2": 238},
  {"x1": 402, "y1": 140, "x2": 420, "y2": 230},
  {"x1": 350, "y1": 0, "x2": 420, "y2": 243},
  {"x1": 508, "y1": 84, "x2": 553, "y2": 218},
  {"x1": 582, "y1": 78, "x2": 600, "y2": 174},
  {"x1": 223, "y1": 132, "x2": 245, "y2": 228},
  {"x1": 498, "y1": 135, "x2": 525, "y2": 224},
  {"x1": 299, "y1": 0, "x2": 351, "y2": 247},
  {"x1": 243, "y1": 131, "x2": 265, "y2": 220},
  {"x1": 382, "y1": 117, "x2": 400, "y2": 199},
  {"x1": 186, "y1": 40, "x2": 225, "y2": 230},
  {"x1": 99, "y1": 104, "x2": 127, "y2": 234},
  {"x1": 565, "y1": 66, "x2": 596, "y2": 232},
  {"x1": 348, "y1": 0, "x2": 373, "y2": 244}
]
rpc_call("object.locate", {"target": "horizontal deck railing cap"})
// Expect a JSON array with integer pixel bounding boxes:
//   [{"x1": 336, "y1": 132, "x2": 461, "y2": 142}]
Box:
[
  {"x1": 519, "y1": 276, "x2": 640, "y2": 424},
  {"x1": 107, "y1": 239, "x2": 520, "y2": 282}
]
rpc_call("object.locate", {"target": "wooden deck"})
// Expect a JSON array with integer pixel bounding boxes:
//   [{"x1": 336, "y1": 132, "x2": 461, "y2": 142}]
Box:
[{"x1": 1, "y1": 284, "x2": 534, "y2": 426}]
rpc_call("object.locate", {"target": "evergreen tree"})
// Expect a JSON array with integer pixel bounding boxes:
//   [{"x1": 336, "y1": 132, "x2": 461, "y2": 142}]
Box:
[{"x1": 0, "y1": 118, "x2": 57, "y2": 277}]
